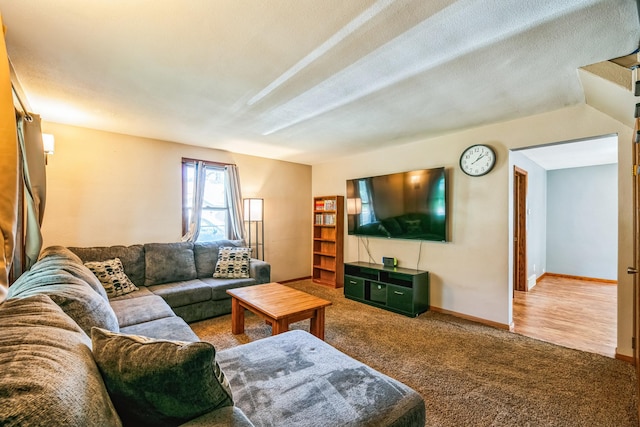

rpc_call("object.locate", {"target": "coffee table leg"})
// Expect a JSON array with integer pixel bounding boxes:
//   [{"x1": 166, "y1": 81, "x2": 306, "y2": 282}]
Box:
[
  {"x1": 272, "y1": 319, "x2": 288, "y2": 335},
  {"x1": 231, "y1": 298, "x2": 245, "y2": 335},
  {"x1": 310, "y1": 307, "x2": 326, "y2": 340}
]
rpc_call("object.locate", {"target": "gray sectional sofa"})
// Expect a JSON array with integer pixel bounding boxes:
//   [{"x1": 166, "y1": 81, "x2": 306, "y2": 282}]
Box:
[
  {"x1": 0, "y1": 244, "x2": 426, "y2": 426},
  {"x1": 68, "y1": 240, "x2": 271, "y2": 322}
]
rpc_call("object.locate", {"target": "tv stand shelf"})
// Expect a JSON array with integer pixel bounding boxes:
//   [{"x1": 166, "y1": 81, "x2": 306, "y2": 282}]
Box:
[{"x1": 344, "y1": 262, "x2": 429, "y2": 317}]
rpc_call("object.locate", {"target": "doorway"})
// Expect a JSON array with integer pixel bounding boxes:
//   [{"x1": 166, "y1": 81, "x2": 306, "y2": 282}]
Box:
[{"x1": 510, "y1": 135, "x2": 618, "y2": 356}]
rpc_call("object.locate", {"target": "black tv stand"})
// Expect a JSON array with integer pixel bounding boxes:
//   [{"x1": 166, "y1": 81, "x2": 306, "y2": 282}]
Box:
[{"x1": 344, "y1": 262, "x2": 429, "y2": 317}]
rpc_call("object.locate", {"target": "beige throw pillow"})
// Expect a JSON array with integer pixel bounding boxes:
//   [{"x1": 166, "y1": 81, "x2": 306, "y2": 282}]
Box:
[
  {"x1": 213, "y1": 247, "x2": 251, "y2": 279},
  {"x1": 84, "y1": 258, "x2": 138, "y2": 298}
]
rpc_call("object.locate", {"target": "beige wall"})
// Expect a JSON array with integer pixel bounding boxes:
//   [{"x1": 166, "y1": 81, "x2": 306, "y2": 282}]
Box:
[
  {"x1": 313, "y1": 104, "x2": 634, "y2": 357},
  {"x1": 41, "y1": 105, "x2": 634, "y2": 356},
  {"x1": 40, "y1": 122, "x2": 312, "y2": 283}
]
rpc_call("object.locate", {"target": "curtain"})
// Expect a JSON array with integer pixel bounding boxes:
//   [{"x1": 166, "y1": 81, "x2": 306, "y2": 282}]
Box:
[
  {"x1": 0, "y1": 13, "x2": 18, "y2": 300},
  {"x1": 17, "y1": 113, "x2": 46, "y2": 269},
  {"x1": 224, "y1": 165, "x2": 245, "y2": 241},
  {"x1": 181, "y1": 160, "x2": 206, "y2": 242}
]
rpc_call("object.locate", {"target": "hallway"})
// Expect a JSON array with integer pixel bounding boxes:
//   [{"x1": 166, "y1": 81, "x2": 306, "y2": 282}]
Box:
[{"x1": 513, "y1": 275, "x2": 617, "y2": 358}]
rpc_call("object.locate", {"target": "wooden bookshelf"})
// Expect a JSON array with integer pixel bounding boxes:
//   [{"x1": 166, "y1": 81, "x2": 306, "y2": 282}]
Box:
[{"x1": 312, "y1": 195, "x2": 344, "y2": 288}]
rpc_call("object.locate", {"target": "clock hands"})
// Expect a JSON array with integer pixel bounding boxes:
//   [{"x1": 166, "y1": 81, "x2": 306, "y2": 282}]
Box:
[{"x1": 472, "y1": 153, "x2": 485, "y2": 165}]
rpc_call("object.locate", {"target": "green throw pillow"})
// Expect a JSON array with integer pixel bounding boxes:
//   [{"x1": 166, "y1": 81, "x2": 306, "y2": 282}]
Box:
[
  {"x1": 213, "y1": 247, "x2": 251, "y2": 279},
  {"x1": 91, "y1": 328, "x2": 233, "y2": 427}
]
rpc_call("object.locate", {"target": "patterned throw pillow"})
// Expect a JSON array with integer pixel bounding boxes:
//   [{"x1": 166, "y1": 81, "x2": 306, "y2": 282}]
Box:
[
  {"x1": 84, "y1": 258, "x2": 138, "y2": 298},
  {"x1": 91, "y1": 327, "x2": 233, "y2": 427},
  {"x1": 213, "y1": 247, "x2": 251, "y2": 279}
]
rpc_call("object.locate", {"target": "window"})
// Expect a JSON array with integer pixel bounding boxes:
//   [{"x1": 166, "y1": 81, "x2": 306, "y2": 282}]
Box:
[{"x1": 182, "y1": 159, "x2": 228, "y2": 242}]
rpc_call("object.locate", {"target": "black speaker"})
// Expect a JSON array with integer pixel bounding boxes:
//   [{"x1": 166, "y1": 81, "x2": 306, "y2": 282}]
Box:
[{"x1": 382, "y1": 257, "x2": 397, "y2": 267}]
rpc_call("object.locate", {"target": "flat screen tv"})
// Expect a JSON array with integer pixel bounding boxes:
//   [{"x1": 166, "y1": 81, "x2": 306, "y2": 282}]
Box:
[{"x1": 346, "y1": 167, "x2": 447, "y2": 242}]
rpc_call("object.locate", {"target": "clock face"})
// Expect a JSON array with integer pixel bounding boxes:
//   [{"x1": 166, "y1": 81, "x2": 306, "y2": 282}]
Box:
[{"x1": 459, "y1": 144, "x2": 496, "y2": 176}]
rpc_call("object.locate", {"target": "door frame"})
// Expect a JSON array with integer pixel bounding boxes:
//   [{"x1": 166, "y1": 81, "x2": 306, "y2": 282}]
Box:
[
  {"x1": 632, "y1": 119, "x2": 639, "y2": 417},
  {"x1": 513, "y1": 166, "x2": 528, "y2": 293}
]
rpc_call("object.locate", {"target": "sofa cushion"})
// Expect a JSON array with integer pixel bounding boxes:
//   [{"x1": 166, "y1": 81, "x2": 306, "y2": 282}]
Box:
[
  {"x1": 148, "y1": 279, "x2": 212, "y2": 307},
  {"x1": 92, "y1": 328, "x2": 233, "y2": 427},
  {"x1": 109, "y1": 294, "x2": 175, "y2": 328},
  {"x1": 109, "y1": 286, "x2": 155, "y2": 301},
  {"x1": 38, "y1": 245, "x2": 84, "y2": 264},
  {"x1": 8, "y1": 262, "x2": 119, "y2": 335},
  {"x1": 193, "y1": 240, "x2": 244, "y2": 279},
  {"x1": 172, "y1": 300, "x2": 233, "y2": 323},
  {"x1": 216, "y1": 330, "x2": 426, "y2": 427},
  {"x1": 69, "y1": 244, "x2": 146, "y2": 287},
  {"x1": 35, "y1": 246, "x2": 110, "y2": 301},
  {"x1": 0, "y1": 295, "x2": 122, "y2": 427},
  {"x1": 144, "y1": 242, "x2": 197, "y2": 286},
  {"x1": 213, "y1": 247, "x2": 251, "y2": 279},
  {"x1": 200, "y1": 277, "x2": 257, "y2": 301},
  {"x1": 120, "y1": 316, "x2": 200, "y2": 342},
  {"x1": 84, "y1": 258, "x2": 139, "y2": 298}
]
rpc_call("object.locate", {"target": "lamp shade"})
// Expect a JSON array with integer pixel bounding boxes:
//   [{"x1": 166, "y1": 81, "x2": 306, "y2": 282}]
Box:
[
  {"x1": 244, "y1": 198, "x2": 264, "y2": 221},
  {"x1": 42, "y1": 134, "x2": 55, "y2": 154}
]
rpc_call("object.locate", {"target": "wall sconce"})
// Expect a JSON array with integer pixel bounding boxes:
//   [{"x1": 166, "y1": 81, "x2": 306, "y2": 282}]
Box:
[
  {"x1": 42, "y1": 133, "x2": 55, "y2": 165},
  {"x1": 243, "y1": 198, "x2": 264, "y2": 260},
  {"x1": 346, "y1": 198, "x2": 362, "y2": 215}
]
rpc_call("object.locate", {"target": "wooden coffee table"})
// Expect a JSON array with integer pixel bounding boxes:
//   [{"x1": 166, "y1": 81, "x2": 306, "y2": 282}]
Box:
[{"x1": 226, "y1": 282, "x2": 332, "y2": 340}]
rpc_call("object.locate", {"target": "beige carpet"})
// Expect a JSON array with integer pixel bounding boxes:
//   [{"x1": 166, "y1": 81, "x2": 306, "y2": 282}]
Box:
[{"x1": 190, "y1": 280, "x2": 638, "y2": 427}]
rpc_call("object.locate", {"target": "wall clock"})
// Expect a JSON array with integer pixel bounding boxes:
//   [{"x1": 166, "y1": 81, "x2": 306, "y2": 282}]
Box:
[{"x1": 459, "y1": 144, "x2": 496, "y2": 177}]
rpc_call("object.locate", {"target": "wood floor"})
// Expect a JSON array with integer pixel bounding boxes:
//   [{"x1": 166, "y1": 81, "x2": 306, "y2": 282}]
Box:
[{"x1": 513, "y1": 275, "x2": 617, "y2": 358}]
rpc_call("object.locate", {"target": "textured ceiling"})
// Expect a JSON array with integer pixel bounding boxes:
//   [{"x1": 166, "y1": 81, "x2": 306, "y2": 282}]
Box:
[{"x1": 1, "y1": 0, "x2": 639, "y2": 165}]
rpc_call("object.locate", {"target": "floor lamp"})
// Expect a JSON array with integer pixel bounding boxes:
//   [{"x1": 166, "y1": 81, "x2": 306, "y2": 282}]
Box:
[{"x1": 244, "y1": 198, "x2": 264, "y2": 260}]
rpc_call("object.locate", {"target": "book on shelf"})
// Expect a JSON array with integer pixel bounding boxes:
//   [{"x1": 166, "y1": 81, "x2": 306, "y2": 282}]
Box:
[
  {"x1": 323, "y1": 199, "x2": 336, "y2": 211},
  {"x1": 315, "y1": 214, "x2": 323, "y2": 225},
  {"x1": 324, "y1": 214, "x2": 335, "y2": 225},
  {"x1": 315, "y1": 200, "x2": 324, "y2": 211}
]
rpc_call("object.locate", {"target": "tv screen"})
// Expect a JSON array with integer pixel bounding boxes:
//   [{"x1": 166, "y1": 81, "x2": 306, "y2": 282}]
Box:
[{"x1": 346, "y1": 167, "x2": 447, "y2": 242}]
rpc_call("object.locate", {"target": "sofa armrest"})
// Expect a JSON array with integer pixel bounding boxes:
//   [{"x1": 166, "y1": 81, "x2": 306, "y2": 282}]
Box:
[
  {"x1": 250, "y1": 259, "x2": 271, "y2": 284},
  {"x1": 179, "y1": 406, "x2": 254, "y2": 427}
]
